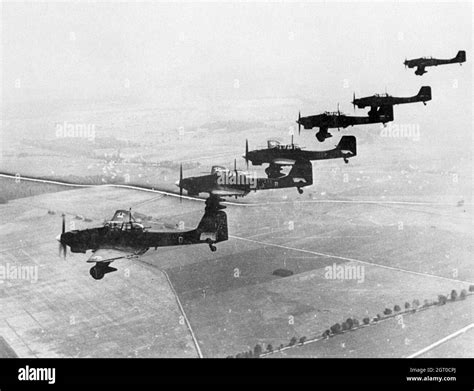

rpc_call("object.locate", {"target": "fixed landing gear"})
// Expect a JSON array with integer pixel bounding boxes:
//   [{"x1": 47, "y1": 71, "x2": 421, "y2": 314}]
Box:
[
  {"x1": 89, "y1": 263, "x2": 117, "y2": 280},
  {"x1": 265, "y1": 165, "x2": 283, "y2": 179},
  {"x1": 297, "y1": 188, "x2": 303, "y2": 194},
  {"x1": 344, "y1": 158, "x2": 349, "y2": 164},
  {"x1": 315, "y1": 130, "x2": 332, "y2": 142},
  {"x1": 90, "y1": 265, "x2": 105, "y2": 280},
  {"x1": 206, "y1": 238, "x2": 217, "y2": 252},
  {"x1": 205, "y1": 195, "x2": 226, "y2": 214}
]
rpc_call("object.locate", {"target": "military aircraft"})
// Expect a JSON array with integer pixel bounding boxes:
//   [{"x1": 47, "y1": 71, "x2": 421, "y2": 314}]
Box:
[
  {"x1": 404, "y1": 50, "x2": 466, "y2": 75},
  {"x1": 244, "y1": 135, "x2": 357, "y2": 167},
  {"x1": 177, "y1": 159, "x2": 313, "y2": 196},
  {"x1": 56, "y1": 197, "x2": 228, "y2": 280},
  {"x1": 352, "y1": 86, "x2": 431, "y2": 116},
  {"x1": 297, "y1": 105, "x2": 393, "y2": 142}
]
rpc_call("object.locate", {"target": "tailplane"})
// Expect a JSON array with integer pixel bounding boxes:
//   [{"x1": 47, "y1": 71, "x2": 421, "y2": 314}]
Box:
[
  {"x1": 196, "y1": 196, "x2": 228, "y2": 247},
  {"x1": 288, "y1": 159, "x2": 313, "y2": 188},
  {"x1": 455, "y1": 50, "x2": 466, "y2": 63},
  {"x1": 417, "y1": 86, "x2": 432, "y2": 102},
  {"x1": 378, "y1": 104, "x2": 394, "y2": 121},
  {"x1": 336, "y1": 135, "x2": 357, "y2": 156}
]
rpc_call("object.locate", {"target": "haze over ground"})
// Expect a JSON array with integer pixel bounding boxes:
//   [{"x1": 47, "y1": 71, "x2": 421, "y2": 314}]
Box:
[{"x1": 1, "y1": 1, "x2": 472, "y2": 155}]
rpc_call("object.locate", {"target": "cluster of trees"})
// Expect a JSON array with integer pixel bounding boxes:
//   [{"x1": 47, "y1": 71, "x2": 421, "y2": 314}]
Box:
[
  {"x1": 227, "y1": 336, "x2": 310, "y2": 358},
  {"x1": 227, "y1": 343, "x2": 271, "y2": 358},
  {"x1": 226, "y1": 285, "x2": 474, "y2": 358},
  {"x1": 380, "y1": 288, "x2": 471, "y2": 320},
  {"x1": 321, "y1": 287, "x2": 473, "y2": 341},
  {"x1": 322, "y1": 317, "x2": 360, "y2": 338},
  {"x1": 438, "y1": 288, "x2": 470, "y2": 305}
]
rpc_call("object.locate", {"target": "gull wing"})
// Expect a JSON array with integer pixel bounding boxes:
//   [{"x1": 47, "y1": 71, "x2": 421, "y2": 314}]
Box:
[
  {"x1": 211, "y1": 187, "x2": 248, "y2": 197},
  {"x1": 86, "y1": 248, "x2": 134, "y2": 264},
  {"x1": 272, "y1": 158, "x2": 297, "y2": 166}
]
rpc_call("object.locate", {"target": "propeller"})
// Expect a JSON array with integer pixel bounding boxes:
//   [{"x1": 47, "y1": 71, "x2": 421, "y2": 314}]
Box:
[
  {"x1": 352, "y1": 92, "x2": 356, "y2": 111},
  {"x1": 291, "y1": 134, "x2": 294, "y2": 148},
  {"x1": 58, "y1": 213, "x2": 67, "y2": 259},
  {"x1": 244, "y1": 139, "x2": 249, "y2": 169},
  {"x1": 404, "y1": 58, "x2": 407, "y2": 69},
  {"x1": 297, "y1": 111, "x2": 301, "y2": 135},
  {"x1": 179, "y1": 163, "x2": 183, "y2": 202}
]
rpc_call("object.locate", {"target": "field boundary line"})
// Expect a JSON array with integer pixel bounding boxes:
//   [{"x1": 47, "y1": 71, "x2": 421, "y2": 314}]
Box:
[
  {"x1": 1, "y1": 172, "x2": 466, "y2": 208},
  {"x1": 161, "y1": 270, "x2": 203, "y2": 358},
  {"x1": 406, "y1": 322, "x2": 474, "y2": 358},
  {"x1": 229, "y1": 235, "x2": 474, "y2": 285}
]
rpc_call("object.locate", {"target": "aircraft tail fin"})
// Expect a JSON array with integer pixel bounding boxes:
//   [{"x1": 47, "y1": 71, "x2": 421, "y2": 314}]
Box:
[
  {"x1": 378, "y1": 104, "x2": 394, "y2": 121},
  {"x1": 288, "y1": 159, "x2": 313, "y2": 186},
  {"x1": 196, "y1": 197, "x2": 228, "y2": 244},
  {"x1": 417, "y1": 86, "x2": 432, "y2": 101},
  {"x1": 336, "y1": 135, "x2": 357, "y2": 156},
  {"x1": 455, "y1": 50, "x2": 466, "y2": 63}
]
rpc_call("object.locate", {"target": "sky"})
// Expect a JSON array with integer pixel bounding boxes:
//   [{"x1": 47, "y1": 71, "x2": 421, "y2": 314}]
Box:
[
  {"x1": 2, "y1": 1, "x2": 471, "y2": 106},
  {"x1": 1, "y1": 1, "x2": 472, "y2": 151}
]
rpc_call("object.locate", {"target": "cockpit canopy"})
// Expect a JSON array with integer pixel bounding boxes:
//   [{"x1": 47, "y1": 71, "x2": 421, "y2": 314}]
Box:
[
  {"x1": 267, "y1": 140, "x2": 300, "y2": 150},
  {"x1": 324, "y1": 110, "x2": 342, "y2": 116},
  {"x1": 106, "y1": 210, "x2": 144, "y2": 231},
  {"x1": 110, "y1": 210, "x2": 135, "y2": 223},
  {"x1": 211, "y1": 165, "x2": 228, "y2": 174},
  {"x1": 267, "y1": 139, "x2": 281, "y2": 149},
  {"x1": 211, "y1": 165, "x2": 249, "y2": 177}
]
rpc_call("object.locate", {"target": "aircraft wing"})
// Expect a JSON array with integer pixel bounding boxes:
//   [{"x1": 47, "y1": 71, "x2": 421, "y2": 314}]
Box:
[
  {"x1": 211, "y1": 188, "x2": 248, "y2": 197},
  {"x1": 272, "y1": 158, "x2": 297, "y2": 166},
  {"x1": 86, "y1": 249, "x2": 134, "y2": 264}
]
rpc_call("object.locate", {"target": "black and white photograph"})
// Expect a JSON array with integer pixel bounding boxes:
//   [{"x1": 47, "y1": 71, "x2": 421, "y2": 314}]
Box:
[{"x1": 0, "y1": 0, "x2": 472, "y2": 387}]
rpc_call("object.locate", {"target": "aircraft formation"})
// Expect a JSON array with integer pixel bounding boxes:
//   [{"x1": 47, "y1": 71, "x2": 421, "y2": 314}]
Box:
[
  {"x1": 297, "y1": 86, "x2": 433, "y2": 142},
  {"x1": 56, "y1": 49, "x2": 466, "y2": 279},
  {"x1": 298, "y1": 50, "x2": 464, "y2": 142}
]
